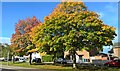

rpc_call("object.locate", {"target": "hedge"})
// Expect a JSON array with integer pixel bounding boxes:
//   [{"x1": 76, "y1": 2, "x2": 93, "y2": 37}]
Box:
[{"x1": 42, "y1": 55, "x2": 53, "y2": 62}]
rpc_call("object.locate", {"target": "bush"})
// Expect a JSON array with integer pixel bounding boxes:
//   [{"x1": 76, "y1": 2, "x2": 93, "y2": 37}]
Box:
[{"x1": 42, "y1": 55, "x2": 53, "y2": 62}]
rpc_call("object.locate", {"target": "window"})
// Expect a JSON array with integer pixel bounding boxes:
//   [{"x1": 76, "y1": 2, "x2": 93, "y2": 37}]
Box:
[
  {"x1": 114, "y1": 60, "x2": 118, "y2": 62},
  {"x1": 83, "y1": 59, "x2": 90, "y2": 62},
  {"x1": 118, "y1": 59, "x2": 120, "y2": 62}
]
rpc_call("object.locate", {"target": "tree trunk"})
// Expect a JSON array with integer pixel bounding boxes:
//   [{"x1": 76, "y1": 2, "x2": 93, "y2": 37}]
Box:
[
  {"x1": 72, "y1": 51, "x2": 76, "y2": 69},
  {"x1": 12, "y1": 53, "x2": 15, "y2": 63},
  {"x1": 29, "y1": 52, "x2": 32, "y2": 65},
  {"x1": 61, "y1": 48, "x2": 65, "y2": 58},
  {"x1": 53, "y1": 52, "x2": 56, "y2": 63}
]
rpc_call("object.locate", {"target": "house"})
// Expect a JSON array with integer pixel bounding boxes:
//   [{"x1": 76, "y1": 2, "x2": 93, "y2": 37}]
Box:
[
  {"x1": 64, "y1": 48, "x2": 99, "y2": 63},
  {"x1": 112, "y1": 47, "x2": 120, "y2": 58},
  {"x1": 90, "y1": 53, "x2": 108, "y2": 61},
  {"x1": 109, "y1": 42, "x2": 120, "y2": 58}
]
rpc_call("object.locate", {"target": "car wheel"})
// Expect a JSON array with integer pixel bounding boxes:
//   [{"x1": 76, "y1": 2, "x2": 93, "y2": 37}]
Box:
[
  {"x1": 107, "y1": 64, "x2": 110, "y2": 67},
  {"x1": 94, "y1": 64, "x2": 97, "y2": 66},
  {"x1": 107, "y1": 64, "x2": 113, "y2": 67}
]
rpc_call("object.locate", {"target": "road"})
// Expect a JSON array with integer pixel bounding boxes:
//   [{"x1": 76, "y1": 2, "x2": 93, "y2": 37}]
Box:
[{"x1": 0, "y1": 65, "x2": 54, "y2": 71}]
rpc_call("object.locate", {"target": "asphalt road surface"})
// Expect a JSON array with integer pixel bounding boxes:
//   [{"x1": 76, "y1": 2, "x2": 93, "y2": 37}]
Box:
[
  {"x1": 1, "y1": 69, "x2": 53, "y2": 71},
  {"x1": 0, "y1": 65, "x2": 54, "y2": 71}
]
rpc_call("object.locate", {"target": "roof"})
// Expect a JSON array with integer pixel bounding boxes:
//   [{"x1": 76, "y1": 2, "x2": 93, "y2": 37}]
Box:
[{"x1": 97, "y1": 53, "x2": 108, "y2": 56}]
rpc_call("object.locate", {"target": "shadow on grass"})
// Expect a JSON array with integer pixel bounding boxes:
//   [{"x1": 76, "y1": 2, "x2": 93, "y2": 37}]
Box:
[
  {"x1": 76, "y1": 65, "x2": 120, "y2": 71},
  {"x1": 1, "y1": 69, "x2": 16, "y2": 71},
  {"x1": 31, "y1": 63, "x2": 73, "y2": 67},
  {"x1": 31, "y1": 63, "x2": 54, "y2": 65}
]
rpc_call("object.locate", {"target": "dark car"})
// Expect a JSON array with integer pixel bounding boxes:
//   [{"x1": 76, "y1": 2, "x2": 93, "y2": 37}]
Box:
[
  {"x1": 55, "y1": 58, "x2": 67, "y2": 64},
  {"x1": 32, "y1": 58, "x2": 41, "y2": 63},
  {"x1": 13, "y1": 58, "x2": 19, "y2": 61},
  {"x1": 104, "y1": 59, "x2": 120, "y2": 67}
]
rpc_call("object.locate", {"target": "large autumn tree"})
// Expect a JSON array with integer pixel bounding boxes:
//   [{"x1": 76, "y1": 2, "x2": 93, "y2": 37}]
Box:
[
  {"x1": 30, "y1": 1, "x2": 117, "y2": 68},
  {"x1": 11, "y1": 16, "x2": 42, "y2": 56}
]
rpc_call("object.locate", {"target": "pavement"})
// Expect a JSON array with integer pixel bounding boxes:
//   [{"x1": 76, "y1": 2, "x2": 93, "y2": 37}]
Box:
[{"x1": 0, "y1": 65, "x2": 54, "y2": 71}]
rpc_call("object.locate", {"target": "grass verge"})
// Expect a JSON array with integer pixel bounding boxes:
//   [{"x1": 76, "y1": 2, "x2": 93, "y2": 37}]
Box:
[{"x1": 0, "y1": 61, "x2": 120, "y2": 71}]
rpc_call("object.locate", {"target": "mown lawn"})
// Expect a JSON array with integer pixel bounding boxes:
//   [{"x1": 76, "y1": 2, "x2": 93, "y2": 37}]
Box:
[{"x1": 0, "y1": 61, "x2": 120, "y2": 71}]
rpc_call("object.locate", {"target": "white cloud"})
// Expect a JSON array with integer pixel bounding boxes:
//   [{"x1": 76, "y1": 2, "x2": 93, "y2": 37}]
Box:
[
  {"x1": 0, "y1": 37, "x2": 11, "y2": 44},
  {"x1": 97, "y1": 12, "x2": 104, "y2": 19}
]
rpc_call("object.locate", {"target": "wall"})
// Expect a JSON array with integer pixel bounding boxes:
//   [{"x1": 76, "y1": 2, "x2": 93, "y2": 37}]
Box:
[
  {"x1": 113, "y1": 47, "x2": 120, "y2": 57},
  {"x1": 76, "y1": 50, "x2": 90, "y2": 59}
]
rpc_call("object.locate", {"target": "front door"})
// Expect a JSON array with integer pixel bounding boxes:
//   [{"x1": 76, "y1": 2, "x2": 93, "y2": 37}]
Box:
[{"x1": 79, "y1": 55, "x2": 83, "y2": 63}]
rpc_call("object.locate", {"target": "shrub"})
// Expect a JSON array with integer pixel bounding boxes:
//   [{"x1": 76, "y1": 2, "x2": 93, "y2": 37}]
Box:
[{"x1": 42, "y1": 55, "x2": 53, "y2": 62}]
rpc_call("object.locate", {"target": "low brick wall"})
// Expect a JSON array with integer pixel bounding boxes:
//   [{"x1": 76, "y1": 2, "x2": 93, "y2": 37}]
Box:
[{"x1": 92, "y1": 60, "x2": 110, "y2": 66}]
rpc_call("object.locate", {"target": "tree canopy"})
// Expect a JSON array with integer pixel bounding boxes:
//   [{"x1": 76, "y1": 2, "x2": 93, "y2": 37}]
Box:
[
  {"x1": 11, "y1": 16, "x2": 42, "y2": 55},
  {"x1": 31, "y1": 2, "x2": 116, "y2": 53},
  {"x1": 10, "y1": 1, "x2": 117, "y2": 68},
  {"x1": 30, "y1": 2, "x2": 117, "y2": 68}
]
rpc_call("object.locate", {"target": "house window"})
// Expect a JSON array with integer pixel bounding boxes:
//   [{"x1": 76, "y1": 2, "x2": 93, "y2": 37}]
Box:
[{"x1": 83, "y1": 59, "x2": 90, "y2": 62}]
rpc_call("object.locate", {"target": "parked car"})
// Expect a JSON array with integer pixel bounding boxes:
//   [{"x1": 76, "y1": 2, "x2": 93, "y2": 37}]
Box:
[
  {"x1": 0, "y1": 57, "x2": 5, "y2": 61},
  {"x1": 14, "y1": 58, "x2": 19, "y2": 61},
  {"x1": 5, "y1": 58, "x2": 12, "y2": 61},
  {"x1": 18, "y1": 57, "x2": 25, "y2": 62},
  {"x1": 32, "y1": 58, "x2": 41, "y2": 63},
  {"x1": 55, "y1": 58, "x2": 67, "y2": 64},
  {"x1": 104, "y1": 59, "x2": 120, "y2": 67}
]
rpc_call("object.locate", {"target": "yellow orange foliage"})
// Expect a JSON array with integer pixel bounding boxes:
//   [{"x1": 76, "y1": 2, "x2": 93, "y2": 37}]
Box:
[{"x1": 28, "y1": 48, "x2": 39, "y2": 53}]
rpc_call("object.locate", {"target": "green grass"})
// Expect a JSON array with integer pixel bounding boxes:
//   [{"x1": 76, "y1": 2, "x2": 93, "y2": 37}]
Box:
[
  {"x1": 1, "y1": 61, "x2": 72, "y2": 71},
  {"x1": 1, "y1": 61, "x2": 120, "y2": 71}
]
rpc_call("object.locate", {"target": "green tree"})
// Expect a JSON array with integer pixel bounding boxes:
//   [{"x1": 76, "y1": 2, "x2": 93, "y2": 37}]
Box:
[
  {"x1": 0, "y1": 43, "x2": 12, "y2": 59},
  {"x1": 0, "y1": 43, "x2": 3, "y2": 58},
  {"x1": 31, "y1": 1, "x2": 117, "y2": 68}
]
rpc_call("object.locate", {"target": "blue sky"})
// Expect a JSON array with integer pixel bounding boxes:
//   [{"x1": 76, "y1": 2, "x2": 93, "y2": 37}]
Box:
[{"x1": 1, "y1": 2, "x2": 119, "y2": 53}]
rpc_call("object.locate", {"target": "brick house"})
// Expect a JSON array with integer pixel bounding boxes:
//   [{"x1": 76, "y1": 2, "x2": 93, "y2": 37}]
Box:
[
  {"x1": 64, "y1": 50, "x2": 90, "y2": 63},
  {"x1": 112, "y1": 47, "x2": 120, "y2": 58},
  {"x1": 64, "y1": 46, "x2": 112, "y2": 63},
  {"x1": 109, "y1": 42, "x2": 120, "y2": 58},
  {"x1": 64, "y1": 48, "x2": 99, "y2": 63},
  {"x1": 90, "y1": 53, "x2": 108, "y2": 61}
]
